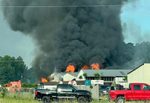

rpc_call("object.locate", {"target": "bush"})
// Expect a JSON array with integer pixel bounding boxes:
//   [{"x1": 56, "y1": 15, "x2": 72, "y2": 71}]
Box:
[
  {"x1": 22, "y1": 83, "x2": 37, "y2": 88},
  {"x1": 0, "y1": 87, "x2": 8, "y2": 98}
]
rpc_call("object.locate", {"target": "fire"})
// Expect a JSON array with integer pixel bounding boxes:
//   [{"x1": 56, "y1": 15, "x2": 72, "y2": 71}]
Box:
[
  {"x1": 82, "y1": 65, "x2": 89, "y2": 70},
  {"x1": 91, "y1": 63, "x2": 100, "y2": 70},
  {"x1": 66, "y1": 64, "x2": 75, "y2": 72},
  {"x1": 41, "y1": 77, "x2": 48, "y2": 83}
]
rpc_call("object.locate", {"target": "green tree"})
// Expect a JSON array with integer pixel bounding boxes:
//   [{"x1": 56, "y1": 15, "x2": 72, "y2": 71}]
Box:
[
  {"x1": 123, "y1": 76, "x2": 128, "y2": 81},
  {"x1": 79, "y1": 75, "x2": 83, "y2": 79},
  {"x1": 83, "y1": 73, "x2": 87, "y2": 78},
  {"x1": 0, "y1": 55, "x2": 27, "y2": 84},
  {"x1": 94, "y1": 73, "x2": 101, "y2": 80},
  {"x1": 24, "y1": 67, "x2": 38, "y2": 83}
]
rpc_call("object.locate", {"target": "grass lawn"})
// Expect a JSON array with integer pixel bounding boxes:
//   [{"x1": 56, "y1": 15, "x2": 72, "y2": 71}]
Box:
[
  {"x1": 0, "y1": 94, "x2": 108, "y2": 103},
  {"x1": 0, "y1": 93, "x2": 148, "y2": 103},
  {"x1": 0, "y1": 97, "x2": 148, "y2": 103},
  {"x1": 0, "y1": 98, "x2": 109, "y2": 103},
  {"x1": 0, "y1": 97, "x2": 39, "y2": 103},
  {"x1": 0, "y1": 92, "x2": 39, "y2": 103}
]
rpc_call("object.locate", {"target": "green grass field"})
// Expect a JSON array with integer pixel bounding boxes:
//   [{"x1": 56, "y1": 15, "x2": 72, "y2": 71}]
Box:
[
  {"x1": 0, "y1": 98, "x2": 109, "y2": 103},
  {"x1": 0, "y1": 98, "x2": 148, "y2": 103},
  {"x1": 0, "y1": 93, "x2": 108, "y2": 103},
  {"x1": 0, "y1": 97, "x2": 39, "y2": 103},
  {"x1": 0, "y1": 93, "x2": 148, "y2": 103},
  {"x1": 0, "y1": 92, "x2": 39, "y2": 103}
]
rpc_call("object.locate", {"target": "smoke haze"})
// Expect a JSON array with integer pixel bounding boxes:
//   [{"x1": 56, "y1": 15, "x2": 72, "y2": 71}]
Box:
[{"x1": 2, "y1": 0, "x2": 136, "y2": 77}]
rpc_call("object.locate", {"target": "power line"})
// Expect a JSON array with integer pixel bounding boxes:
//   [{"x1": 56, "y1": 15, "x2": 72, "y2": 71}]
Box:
[{"x1": 0, "y1": 4, "x2": 122, "y2": 8}]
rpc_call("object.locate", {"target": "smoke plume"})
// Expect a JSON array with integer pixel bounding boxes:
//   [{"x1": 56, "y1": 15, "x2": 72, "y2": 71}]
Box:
[{"x1": 2, "y1": 0, "x2": 131, "y2": 77}]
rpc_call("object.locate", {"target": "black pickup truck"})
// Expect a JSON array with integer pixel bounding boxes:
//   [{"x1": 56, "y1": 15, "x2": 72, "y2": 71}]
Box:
[{"x1": 34, "y1": 84, "x2": 92, "y2": 103}]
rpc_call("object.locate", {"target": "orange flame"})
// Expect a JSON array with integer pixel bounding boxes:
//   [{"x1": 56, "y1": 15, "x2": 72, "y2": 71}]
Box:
[
  {"x1": 91, "y1": 63, "x2": 100, "y2": 70},
  {"x1": 66, "y1": 64, "x2": 75, "y2": 73},
  {"x1": 41, "y1": 77, "x2": 48, "y2": 83},
  {"x1": 82, "y1": 65, "x2": 89, "y2": 70}
]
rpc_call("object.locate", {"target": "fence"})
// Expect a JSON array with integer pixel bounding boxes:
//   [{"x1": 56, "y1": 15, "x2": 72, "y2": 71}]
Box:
[
  {"x1": 20, "y1": 84, "x2": 100, "y2": 100},
  {"x1": 76, "y1": 85, "x2": 100, "y2": 100}
]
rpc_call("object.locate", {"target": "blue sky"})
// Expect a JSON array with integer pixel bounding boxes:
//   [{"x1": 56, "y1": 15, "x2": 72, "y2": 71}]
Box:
[
  {"x1": 121, "y1": 0, "x2": 150, "y2": 43},
  {"x1": 0, "y1": 0, "x2": 150, "y2": 67},
  {"x1": 0, "y1": 8, "x2": 35, "y2": 67}
]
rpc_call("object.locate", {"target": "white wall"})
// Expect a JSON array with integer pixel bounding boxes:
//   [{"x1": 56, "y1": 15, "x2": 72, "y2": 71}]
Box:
[
  {"x1": 115, "y1": 77, "x2": 125, "y2": 84},
  {"x1": 76, "y1": 70, "x2": 86, "y2": 80},
  {"x1": 63, "y1": 73, "x2": 76, "y2": 81},
  {"x1": 128, "y1": 63, "x2": 150, "y2": 84}
]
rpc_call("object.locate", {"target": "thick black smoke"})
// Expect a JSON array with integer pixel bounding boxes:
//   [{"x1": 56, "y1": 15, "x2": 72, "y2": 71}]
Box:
[{"x1": 2, "y1": 0, "x2": 133, "y2": 77}]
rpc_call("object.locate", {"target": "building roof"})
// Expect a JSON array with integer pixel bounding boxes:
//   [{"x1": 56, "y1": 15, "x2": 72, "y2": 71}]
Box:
[
  {"x1": 49, "y1": 72, "x2": 66, "y2": 78},
  {"x1": 127, "y1": 63, "x2": 150, "y2": 74},
  {"x1": 82, "y1": 69, "x2": 132, "y2": 77}
]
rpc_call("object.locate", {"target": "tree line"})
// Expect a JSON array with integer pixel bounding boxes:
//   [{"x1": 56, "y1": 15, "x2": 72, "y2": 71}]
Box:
[{"x1": 0, "y1": 55, "x2": 36, "y2": 85}]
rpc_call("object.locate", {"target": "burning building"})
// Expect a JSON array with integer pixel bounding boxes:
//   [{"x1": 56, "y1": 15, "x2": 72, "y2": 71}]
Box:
[{"x1": 2, "y1": 0, "x2": 136, "y2": 78}]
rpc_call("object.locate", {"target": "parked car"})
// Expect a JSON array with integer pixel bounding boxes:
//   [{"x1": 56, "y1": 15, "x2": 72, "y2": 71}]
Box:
[
  {"x1": 109, "y1": 83, "x2": 150, "y2": 103},
  {"x1": 99, "y1": 85, "x2": 110, "y2": 96},
  {"x1": 34, "y1": 84, "x2": 92, "y2": 103}
]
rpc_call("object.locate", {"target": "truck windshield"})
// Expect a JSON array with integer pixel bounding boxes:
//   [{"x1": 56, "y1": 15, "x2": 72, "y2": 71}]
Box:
[
  {"x1": 57, "y1": 84, "x2": 78, "y2": 92},
  {"x1": 72, "y1": 85, "x2": 78, "y2": 90}
]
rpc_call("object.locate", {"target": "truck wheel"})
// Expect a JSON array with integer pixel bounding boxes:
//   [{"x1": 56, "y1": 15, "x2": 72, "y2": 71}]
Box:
[
  {"x1": 42, "y1": 96, "x2": 50, "y2": 103},
  {"x1": 78, "y1": 96, "x2": 88, "y2": 103},
  {"x1": 115, "y1": 96, "x2": 125, "y2": 103}
]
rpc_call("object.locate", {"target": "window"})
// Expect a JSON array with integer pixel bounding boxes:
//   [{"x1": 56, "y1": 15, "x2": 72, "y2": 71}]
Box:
[
  {"x1": 57, "y1": 84, "x2": 76, "y2": 92},
  {"x1": 143, "y1": 85, "x2": 150, "y2": 90},
  {"x1": 101, "y1": 77, "x2": 114, "y2": 81},
  {"x1": 67, "y1": 85, "x2": 74, "y2": 90},
  {"x1": 58, "y1": 84, "x2": 67, "y2": 89},
  {"x1": 134, "y1": 85, "x2": 141, "y2": 90},
  {"x1": 110, "y1": 86, "x2": 116, "y2": 90}
]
